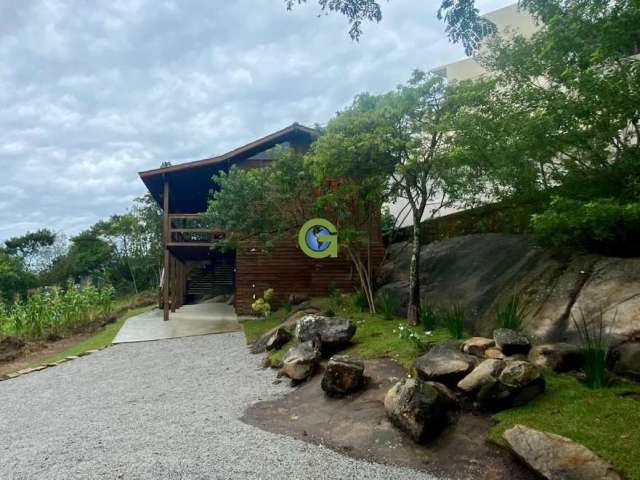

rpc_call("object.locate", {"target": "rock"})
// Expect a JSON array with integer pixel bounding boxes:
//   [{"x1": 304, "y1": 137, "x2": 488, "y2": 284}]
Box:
[
  {"x1": 462, "y1": 337, "x2": 495, "y2": 357},
  {"x1": 295, "y1": 314, "x2": 356, "y2": 352},
  {"x1": 414, "y1": 343, "x2": 476, "y2": 387},
  {"x1": 484, "y1": 347, "x2": 506, "y2": 360},
  {"x1": 478, "y1": 361, "x2": 545, "y2": 410},
  {"x1": 607, "y1": 340, "x2": 640, "y2": 381},
  {"x1": 321, "y1": 355, "x2": 365, "y2": 397},
  {"x1": 529, "y1": 343, "x2": 585, "y2": 372},
  {"x1": 265, "y1": 327, "x2": 292, "y2": 351},
  {"x1": 494, "y1": 328, "x2": 531, "y2": 356},
  {"x1": 457, "y1": 359, "x2": 505, "y2": 393},
  {"x1": 249, "y1": 307, "x2": 321, "y2": 354},
  {"x1": 503, "y1": 425, "x2": 622, "y2": 480},
  {"x1": 384, "y1": 378, "x2": 457, "y2": 443},
  {"x1": 280, "y1": 341, "x2": 320, "y2": 381}
]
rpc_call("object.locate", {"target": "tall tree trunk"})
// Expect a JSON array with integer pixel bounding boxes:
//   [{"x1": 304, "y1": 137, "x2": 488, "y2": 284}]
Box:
[{"x1": 407, "y1": 217, "x2": 422, "y2": 326}]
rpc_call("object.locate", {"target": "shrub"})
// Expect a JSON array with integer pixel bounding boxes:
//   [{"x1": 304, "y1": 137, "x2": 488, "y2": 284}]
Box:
[
  {"x1": 532, "y1": 197, "x2": 640, "y2": 256},
  {"x1": 395, "y1": 322, "x2": 424, "y2": 350},
  {"x1": 442, "y1": 304, "x2": 465, "y2": 339},
  {"x1": 572, "y1": 308, "x2": 610, "y2": 389},
  {"x1": 377, "y1": 290, "x2": 399, "y2": 321},
  {"x1": 496, "y1": 293, "x2": 526, "y2": 330},
  {"x1": 421, "y1": 304, "x2": 437, "y2": 332},
  {"x1": 252, "y1": 288, "x2": 274, "y2": 318}
]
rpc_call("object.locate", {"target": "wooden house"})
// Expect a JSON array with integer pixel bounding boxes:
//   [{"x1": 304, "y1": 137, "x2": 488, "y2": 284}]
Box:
[{"x1": 139, "y1": 123, "x2": 385, "y2": 319}]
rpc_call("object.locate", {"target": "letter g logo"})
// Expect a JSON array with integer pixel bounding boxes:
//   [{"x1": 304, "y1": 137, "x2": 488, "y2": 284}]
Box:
[{"x1": 298, "y1": 218, "x2": 338, "y2": 259}]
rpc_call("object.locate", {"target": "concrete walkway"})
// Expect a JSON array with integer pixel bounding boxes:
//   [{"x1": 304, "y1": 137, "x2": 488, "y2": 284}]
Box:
[
  {"x1": 0, "y1": 333, "x2": 436, "y2": 480},
  {"x1": 113, "y1": 301, "x2": 241, "y2": 343}
]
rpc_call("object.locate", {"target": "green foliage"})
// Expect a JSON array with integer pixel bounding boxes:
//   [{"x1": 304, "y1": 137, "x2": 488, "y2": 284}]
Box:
[
  {"x1": 286, "y1": 0, "x2": 495, "y2": 55},
  {"x1": 421, "y1": 303, "x2": 438, "y2": 332},
  {"x1": 572, "y1": 309, "x2": 610, "y2": 390},
  {"x1": 4, "y1": 229, "x2": 57, "y2": 271},
  {"x1": 442, "y1": 304, "x2": 465, "y2": 339},
  {"x1": 448, "y1": 0, "x2": 640, "y2": 254},
  {"x1": 353, "y1": 289, "x2": 369, "y2": 312},
  {"x1": 490, "y1": 373, "x2": 640, "y2": 480},
  {"x1": 532, "y1": 197, "x2": 640, "y2": 256},
  {"x1": 496, "y1": 293, "x2": 527, "y2": 330},
  {"x1": 0, "y1": 249, "x2": 37, "y2": 302},
  {"x1": 0, "y1": 283, "x2": 115, "y2": 341},
  {"x1": 377, "y1": 290, "x2": 399, "y2": 321},
  {"x1": 252, "y1": 289, "x2": 275, "y2": 318},
  {"x1": 395, "y1": 322, "x2": 425, "y2": 350}
]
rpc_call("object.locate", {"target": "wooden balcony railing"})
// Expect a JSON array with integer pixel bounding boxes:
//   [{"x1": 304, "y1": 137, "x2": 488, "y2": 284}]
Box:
[{"x1": 167, "y1": 213, "x2": 225, "y2": 246}]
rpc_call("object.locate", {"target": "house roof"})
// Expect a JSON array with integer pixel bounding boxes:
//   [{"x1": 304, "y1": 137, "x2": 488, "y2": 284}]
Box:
[{"x1": 139, "y1": 123, "x2": 319, "y2": 213}]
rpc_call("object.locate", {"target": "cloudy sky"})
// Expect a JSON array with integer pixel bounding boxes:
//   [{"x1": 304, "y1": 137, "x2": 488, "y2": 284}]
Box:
[{"x1": 0, "y1": 0, "x2": 511, "y2": 242}]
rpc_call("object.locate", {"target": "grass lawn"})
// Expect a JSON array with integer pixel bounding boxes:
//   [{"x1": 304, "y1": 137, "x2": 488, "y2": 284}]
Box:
[
  {"x1": 33, "y1": 305, "x2": 154, "y2": 366},
  {"x1": 489, "y1": 373, "x2": 640, "y2": 480},
  {"x1": 240, "y1": 295, "x2": 453, "y2": 369}
]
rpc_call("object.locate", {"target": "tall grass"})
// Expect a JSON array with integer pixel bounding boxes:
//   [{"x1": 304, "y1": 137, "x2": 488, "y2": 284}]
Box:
[
  {"x1": 496, "y1": 293, "x2": 527, "y2": 330},
  {"x1": 377, "y1": 290, "x2": 399, "y2": 321},
  {"x1": 572, "y1": 308, "x2": 611, "y2": 389},
  {"x1": 421, "y1": 304, "x2": 438, "y2": 332},
  {"x1": 0, "y1": 282, "x2": 115, "y2": 341},
  {"x1": 442, "y1": 304, "x2": 465, "y2": 339}
]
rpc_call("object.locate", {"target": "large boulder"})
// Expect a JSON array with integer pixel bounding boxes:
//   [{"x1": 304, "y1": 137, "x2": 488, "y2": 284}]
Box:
[
  {"x1": 414, "y1": 343, "x2": 476, "y2": 388},
  {"x1": 295, "y1": 314, "x2": 356, "y2": 352},
  {"x1": 384, "y1": 378, "x2": 458, "y2": 443},
  {"x1": 457, "y1": 359, "x2": 505, "y2": 394},
  {"x1": 503, "y1": 425, "x2": 622, "y2": 480},
  {"x1": 280, "y1": 341, "x2": 320, "y2": 381},
  {"x1": 606, "y1": 340, "x2": 640, "y2": 381},
  {"x1": 477, "y1": 361, "x2": 545, "y2": 410},
  {"x1": 528, "y1": 343, "x2": 584, "y2": 373},
  {"x1": 462, "y1": 337, "x2": 495, "y2": 357},
  {"x1": 493, "y1": 328, "x2": 531, "y2": 356},
  {"x1": 380, "y1": 234, "x2": 639, "y2": 343},
  {"x1": 321, "y1": 355, "x2": 365, "y2": 397}
]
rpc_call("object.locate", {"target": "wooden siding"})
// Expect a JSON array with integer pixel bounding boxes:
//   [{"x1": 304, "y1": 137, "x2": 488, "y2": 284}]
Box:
[{"x1": 234, "y1": 237, "x2": 385, "y2": 314}]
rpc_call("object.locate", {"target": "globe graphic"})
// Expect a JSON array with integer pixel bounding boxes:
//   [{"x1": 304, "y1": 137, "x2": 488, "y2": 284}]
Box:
[{"x1": 305, "y1": 226, "x2": 331, "y2": 252}]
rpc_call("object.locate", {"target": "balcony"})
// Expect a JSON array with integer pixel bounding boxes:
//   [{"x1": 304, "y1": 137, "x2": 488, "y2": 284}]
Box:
[{"x1": 167, "y1": 213, "x2": 225, "y2": 247}]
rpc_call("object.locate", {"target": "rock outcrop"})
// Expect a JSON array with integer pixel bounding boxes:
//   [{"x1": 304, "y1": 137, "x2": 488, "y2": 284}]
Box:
[
  {"x1": 384, "y1": 378, "x2": 458, "y2": 443},
  {"x1": 321, "y1": 355, "x2": 365, "y2": 397},
  {"x1": 503, "y1": 425, "x2": 622, "y2": 480},
  {"x1": 494, "y1": 328, "x2": 531, "y2": 356},
  {"x1": 477, "y1": 361, "x2": 545, "y2": 410},
  {"x1": 457, "y1": 359, "x2": 505, "y2": 393},
  {"x1": 607, "y1": 339, "x2": 640, "y2": 381},
  {"x1": 377, "y1": 234, "x2": 640, "y2": 344}
]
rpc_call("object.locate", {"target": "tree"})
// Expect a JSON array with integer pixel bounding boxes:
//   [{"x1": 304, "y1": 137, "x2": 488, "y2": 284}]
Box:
[
  {"x1": 207, "y1": 148, "x2": 383, "y2": 312},
  {"x1": 0, "y1": 248, "x2": 37, "y2": 302},
  {"x1": 307, "y1": 70, "x2": 463, "y2": 324},
  {"x1": 285, "y1": 0, "x2": 496, "y2": 55},
  {"x1": 4, "y1": 229, "x2": 57, "y2": 271},
  {"x1": 447, "y1": 0, "x2": 640, "y2": 253}
]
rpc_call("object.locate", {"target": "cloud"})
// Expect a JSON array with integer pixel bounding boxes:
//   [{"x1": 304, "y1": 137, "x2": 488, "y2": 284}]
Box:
[{"x1": 0, "y1": 0, "x2": 513, "y2": 241}]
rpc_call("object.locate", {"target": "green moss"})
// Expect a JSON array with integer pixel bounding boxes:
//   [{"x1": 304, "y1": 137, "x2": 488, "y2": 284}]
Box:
[
  {"x1": 489, "y1": 373, "x2": 640, "y2": 480},
  {"x1": 33, "y1": 305, "x2": 154, "y2": 366}
]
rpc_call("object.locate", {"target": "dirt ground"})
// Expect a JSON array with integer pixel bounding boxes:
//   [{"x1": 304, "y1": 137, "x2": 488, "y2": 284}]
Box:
[
  {"x1": 0, "y1": 332, "x2": 96, "y2": 376},
  {"x1": 242, "y1": 358, "x2": 536, "y2": 480}
]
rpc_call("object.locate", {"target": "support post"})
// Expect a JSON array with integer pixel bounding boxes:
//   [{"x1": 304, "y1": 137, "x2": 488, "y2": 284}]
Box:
[
  {"x1": 170, "y1": 255, "x2": 177, "y2": 313},
  {"x1": 163, "y1": 179, "x2": 170, "y2": 321}
]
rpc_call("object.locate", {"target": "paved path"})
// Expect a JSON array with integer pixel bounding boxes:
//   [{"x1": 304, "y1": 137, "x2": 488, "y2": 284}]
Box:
[
  {"x1": 0, "y1": 332, "x2": 438, "y2": 480},
  {"x1": 113, "y1": 302, "x2": 240, "y2": 344}
]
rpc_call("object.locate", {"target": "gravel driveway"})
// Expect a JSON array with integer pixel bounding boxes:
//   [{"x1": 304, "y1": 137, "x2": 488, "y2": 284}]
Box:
[{"x1": 0, "y1": 332, "x2": 439, "y2": 479}]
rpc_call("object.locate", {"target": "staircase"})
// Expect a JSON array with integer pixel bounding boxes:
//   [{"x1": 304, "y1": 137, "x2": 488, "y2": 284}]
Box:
[{"x1": 187, "y1": 262, "x2": 234, "y2": 298}]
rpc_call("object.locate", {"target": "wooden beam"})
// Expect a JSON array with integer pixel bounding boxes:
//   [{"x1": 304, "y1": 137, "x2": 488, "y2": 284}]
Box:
[
  {"x1": 170, "y1": 254, "x2": 177, "y2": 313},
  {"x1": 163, "y1": 179, "x2": 170, "y2": 321}
]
